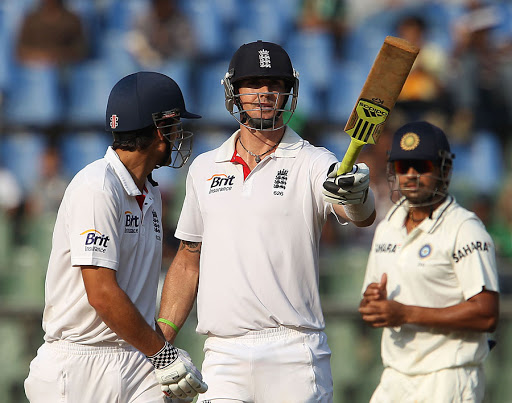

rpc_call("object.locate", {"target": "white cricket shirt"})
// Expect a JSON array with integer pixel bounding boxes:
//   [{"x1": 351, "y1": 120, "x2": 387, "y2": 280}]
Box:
[
  {"x1": 362, "y1": 196, "x2": 499, "y2": 375},
  {"x1": 43, "y1": 147, "x2": 163, "y2": 344},
  {"x1": 176, "y1": 128, "x2": 338, "y2": 337}
]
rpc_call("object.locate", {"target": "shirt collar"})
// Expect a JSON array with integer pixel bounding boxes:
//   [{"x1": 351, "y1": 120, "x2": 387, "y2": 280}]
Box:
[
  {"x1": 387, "y1": 195, "x2": 455, "y2": 233},
  {"x1": 215, "y1": 127, "x2": 304, "y2": 163},
  {"x1": 104, "y1": 146, "x2": 144, "y2": 196}
]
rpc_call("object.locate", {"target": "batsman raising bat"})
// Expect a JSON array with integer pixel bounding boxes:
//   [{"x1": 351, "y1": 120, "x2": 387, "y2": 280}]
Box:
[{"x1": 157, "y1": 40, "x2": 376, "y2": 403}]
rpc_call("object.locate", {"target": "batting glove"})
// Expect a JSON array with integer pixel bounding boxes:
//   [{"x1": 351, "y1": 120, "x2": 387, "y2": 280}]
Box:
[
  {"x1": 147, "y1": 342, "x2": 208, "y2": 400},
  {"x1": 322, "y1": 162, "x2": 370, "y2": 205}
]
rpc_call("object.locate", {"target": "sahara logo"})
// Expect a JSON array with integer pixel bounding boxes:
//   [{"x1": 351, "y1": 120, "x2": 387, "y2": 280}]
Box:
[
  {"x1": 124, "y1": 211, "x2": 139, "y2": 233},
  {"x1": 208, "y1": 173, "x2": 235, "y2": 194},
  {"x1": 81, "y1": 229, "x2": 110, "y2": 253},
  {"x1": 375, "y1": 243, "x2": 398, "y2": 253},
  {"x1": 452, "y1": 241, "x2": 491, "y2": 263}
]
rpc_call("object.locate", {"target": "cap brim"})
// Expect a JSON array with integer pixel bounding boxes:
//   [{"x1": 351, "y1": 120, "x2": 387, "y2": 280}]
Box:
[{"x1": 181, "y1": 111, "x2": 201, "y2": 119}]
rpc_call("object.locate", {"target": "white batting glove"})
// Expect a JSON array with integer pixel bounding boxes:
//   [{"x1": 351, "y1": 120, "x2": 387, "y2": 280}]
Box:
[
  {"x1": 147, "y1": 342, "x2": 208, "y2": 400},
  {"x1": 322, "y1": 162, "x2": 370, "y2": 205}
]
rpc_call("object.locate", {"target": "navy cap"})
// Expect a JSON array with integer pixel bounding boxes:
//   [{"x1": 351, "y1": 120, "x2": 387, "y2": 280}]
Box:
[
  {"x1": 106, "y1": 71, "x2": 200, "y2": 132},
  {"x1": 228, "y1": 40, "x2": 296, "y2": 85},
  {"x1": 388, "y1": 121, "x2": 452, "y2": 161}
]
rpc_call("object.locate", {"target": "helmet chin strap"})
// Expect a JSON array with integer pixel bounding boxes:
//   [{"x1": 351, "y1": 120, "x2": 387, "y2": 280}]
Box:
[{"x1": 246, "y1": 117, "x2": 276, "y2": 130}]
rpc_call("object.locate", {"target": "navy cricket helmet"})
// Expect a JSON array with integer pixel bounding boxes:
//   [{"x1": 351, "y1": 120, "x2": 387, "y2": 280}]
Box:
[
  {"x1": 105, "y1": 71, "x2": 200, "y2": 133},
  {"x1": 387, "y1": 121, "x2": 455, "y2": 206},
  {"x1": 222, "y1": 40, "x2": 299, "y2": 131},
  {"x1": 388, "y1": 121, "x2": 453, "y2": 162}
]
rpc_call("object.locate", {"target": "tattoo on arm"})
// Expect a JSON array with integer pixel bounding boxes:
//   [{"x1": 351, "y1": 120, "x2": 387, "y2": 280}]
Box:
[{"x1": 180, "y1": 241, "x2": 201, "y2": 254}]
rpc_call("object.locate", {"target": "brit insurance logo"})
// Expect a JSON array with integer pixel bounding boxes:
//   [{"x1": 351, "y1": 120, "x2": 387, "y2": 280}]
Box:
[
  {"x1": 273, "y1": 169, "x2": 288, "y2": 196},
  {"x1": 208, "y1": 173, "x2": 235, "y2": 194},
  {"x1": 124, "y1": 211, "x2": 140, "y2": 234},
  {"x1": 81, "y1": 229, "x2": 110, "y2": 253}
]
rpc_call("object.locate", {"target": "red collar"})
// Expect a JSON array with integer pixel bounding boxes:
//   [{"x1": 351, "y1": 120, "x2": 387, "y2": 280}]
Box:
[
  {"x1": 231, "y1": 149, "x2": 251, "y2": 179},
  {"x1": 135, "y1": 186, "x2": 148, "y2": 210}
]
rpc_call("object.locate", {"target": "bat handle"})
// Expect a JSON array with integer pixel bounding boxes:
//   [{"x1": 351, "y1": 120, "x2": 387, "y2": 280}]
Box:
[{"x1": 336, "y1": 139, "x2": 365, "y2": 175}]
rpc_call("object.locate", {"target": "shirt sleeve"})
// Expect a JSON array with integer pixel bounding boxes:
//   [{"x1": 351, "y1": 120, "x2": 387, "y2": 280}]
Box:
[
  {"x1": 310, "y1": 149, "x2": 338, "y2": 220},
  {"x1": 175, "y1": 169, "x2": 204, "y2": 242},
  {"x1": 453, "y1": 218, "x2": 499, "y2": 299},
  {"x1": 68, "y1": 184, "x2": 121, "y2": 270},
  {"x1": 361, "y1": 223, "x2": 383, "y2": 296}
]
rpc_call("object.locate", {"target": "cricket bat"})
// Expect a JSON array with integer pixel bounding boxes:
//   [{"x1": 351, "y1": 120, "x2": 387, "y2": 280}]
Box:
[{"x1": 336, "y1": 36, "x2": 420, "y2": 175}]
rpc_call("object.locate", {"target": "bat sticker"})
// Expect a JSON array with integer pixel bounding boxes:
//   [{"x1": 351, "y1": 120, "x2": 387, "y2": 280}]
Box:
[{"x1": 345, "y1": 99, "x2": 390, "y2": 145}]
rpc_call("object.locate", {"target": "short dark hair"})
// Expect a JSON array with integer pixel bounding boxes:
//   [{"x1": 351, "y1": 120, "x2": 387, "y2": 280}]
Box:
[{"x1": 112, "y1": 125, "x2": 156, "y2": 151}]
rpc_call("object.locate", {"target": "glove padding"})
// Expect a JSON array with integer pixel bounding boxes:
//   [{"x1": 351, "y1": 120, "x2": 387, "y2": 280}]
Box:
[
  {"x1": 322, "y1": 162, "x2": 370, "y2": 205},
  {"x1": 149, "y1": 343, "x2": 208, "y2": 400}
]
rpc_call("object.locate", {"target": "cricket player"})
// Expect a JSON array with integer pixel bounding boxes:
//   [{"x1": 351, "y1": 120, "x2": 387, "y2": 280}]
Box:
[
  {"x1": 24, "y1": 72, "x2": 207, "y2": 402},
  {"x1": 359, "y1": 121, "x2": 500, "y2": 402},
  {"x1": 157, "y1": 40, "x2": 376, "y2": 402}
]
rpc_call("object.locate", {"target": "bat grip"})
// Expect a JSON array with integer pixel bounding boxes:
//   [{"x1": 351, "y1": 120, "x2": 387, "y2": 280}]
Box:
[{"x1": 337, "y1": 139, "x2": 365, "y2": 175}]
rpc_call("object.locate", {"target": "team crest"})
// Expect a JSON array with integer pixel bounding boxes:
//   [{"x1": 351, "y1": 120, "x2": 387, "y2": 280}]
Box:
[
  {"x1": 419, "y1": 244, "x2": 432, "y2": 258},
  {"x1": 273, "y1": 169, "x2": 288, "y2": 196},
  {"x1": 258, "y1": 49, "x2": 271, "y2": 68},
  {"x1": 400, "y1": 132, "x2": 420, "y2": 151}
]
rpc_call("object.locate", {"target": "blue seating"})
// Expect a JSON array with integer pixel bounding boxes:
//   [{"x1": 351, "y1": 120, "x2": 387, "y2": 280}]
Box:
[
  {"x1": 181, "y1": 0, "x2": 230, "y2": 60},
  {"x1": 195, "y1": 61, "x2": 238, "y2": 127},
  {"x1": 232, "y1": 0, "x2": 293, "y2": 48},
  {"x1": 59, "y1": 131, "x2": 111, "y2": 178},
  {"x1": 0, "y1": 132, "x2": 47, "y2": 194},
  {"x1": 326, "y1": 62, "x2": 368, "y2": 125},
  {"x1": 285, "y1": 30, "x2": 336, "y2": 94},
  {"x1": 294, "y1": 72, "x2": 324, "y2": 120},
  {"x1": 96, "y1": 30, "x2": 140, "y2": 78},
  {"x1": 158, "y1": 60, "x2": 194, "y2": 111},
  {"x1": 66, "y1": 0, "x2": 104, "y2": 59},
  {"x1": 66, "y1": 60, "x2": 117, "y2": 127},
  {"x1": 104, "y1": 0, "x2": 150, "y2": 34},
  {"x1": 4, "y1": 65, "x2": 63, "y2": 127},
  {"x1": 0, "y1": 0, "x2": 35, "y2": 93}
]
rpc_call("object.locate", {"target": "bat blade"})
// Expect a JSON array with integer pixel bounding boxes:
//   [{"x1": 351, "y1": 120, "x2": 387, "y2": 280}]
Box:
[{"x1": 337, "y1": 36, "x2": 419, "y2": 175}]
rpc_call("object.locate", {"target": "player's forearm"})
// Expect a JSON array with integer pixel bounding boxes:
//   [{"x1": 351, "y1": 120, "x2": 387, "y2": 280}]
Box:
[
  {"x1": 404, "y1": 291, "x2": 499, "y2": 332},
  {"x1": 89, "y1": 284, "x2": 165, "y2": 355},
  {"x1": 159, "y1": 241, "x2": 201, "y2": 342}
]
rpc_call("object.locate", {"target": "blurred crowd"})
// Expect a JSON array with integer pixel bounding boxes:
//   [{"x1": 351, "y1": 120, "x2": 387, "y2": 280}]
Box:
[{"x1": 1, "y1": 0, "x2": 512, "y2": 298}]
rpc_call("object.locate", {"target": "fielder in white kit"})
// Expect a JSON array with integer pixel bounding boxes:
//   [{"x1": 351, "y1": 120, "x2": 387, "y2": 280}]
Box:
[
  {"x1": 359, "y1": 121, "x2": 500, "y2": 403},
  {"x1": 24, "y1": 72, "x2": 207, "y2": 402},
  {"x1": 157, "y1": 40, "x2": 376, "y2": 402}
]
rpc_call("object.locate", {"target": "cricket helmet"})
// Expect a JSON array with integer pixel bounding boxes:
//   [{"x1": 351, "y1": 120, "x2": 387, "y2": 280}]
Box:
[
  {"x1": 222, "y1": 40, "x2": 299, "y2": 130},
  {"x1": 386, "y1": 121, "x2": 455, "y2": 206},
  {"x1": 106, "y1": 72, "x2": 201, "y2": 168},
  {"x1": 106, "y1": 71, "x2": 200, "y2": 132}
]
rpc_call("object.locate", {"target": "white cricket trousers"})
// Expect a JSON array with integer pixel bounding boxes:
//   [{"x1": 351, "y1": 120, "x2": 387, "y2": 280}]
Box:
[
  {"x1": 197, "y1": 326, "x2": 333, "y2": 403},
  {"x1": 370, "y1": 366, "x2": 485, "y2": 403},
  {"x1": 24, "y1": 340, "x2": 165, "y2": 403}
]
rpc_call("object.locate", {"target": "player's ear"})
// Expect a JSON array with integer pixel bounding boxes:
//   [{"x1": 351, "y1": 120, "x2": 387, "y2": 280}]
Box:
[{"x1": 154, "y1": 126, "x2": 165, "y2": 141}]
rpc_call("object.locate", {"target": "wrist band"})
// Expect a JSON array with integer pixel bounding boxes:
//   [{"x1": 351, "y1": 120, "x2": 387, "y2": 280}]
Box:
[
  {"x1": 146, "y1": 341, "x2": 178, "y2": 369},
  {"x1": 157, "y1": 318, "x2": 180, "y2": 333},
  {"x1": 343, "y1": 188, "x2": 375, "y2": 222}
]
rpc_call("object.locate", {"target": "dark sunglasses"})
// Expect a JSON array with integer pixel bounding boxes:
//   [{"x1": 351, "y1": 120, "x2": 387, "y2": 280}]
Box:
[{"x1": 394, "y1": 160, "x2": 434, "y2": 174}]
